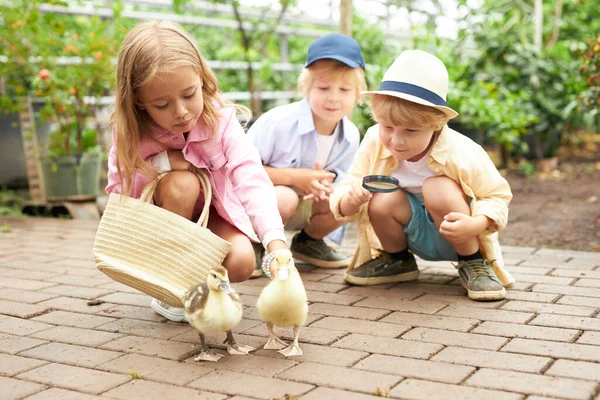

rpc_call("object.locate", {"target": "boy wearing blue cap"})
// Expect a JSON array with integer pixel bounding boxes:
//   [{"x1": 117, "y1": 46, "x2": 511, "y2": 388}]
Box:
[
  {"x1": 247, "y1": 34, "x2": 367, "y2": 276},
  {"x1": 330, "y1": 50, "x2": 514, "y2": 301}
]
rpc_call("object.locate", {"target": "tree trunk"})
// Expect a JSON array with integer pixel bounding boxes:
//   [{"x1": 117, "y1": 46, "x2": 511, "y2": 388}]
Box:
[{"x1": 340, "y1": 0, "x2": 352, "y2": 36}]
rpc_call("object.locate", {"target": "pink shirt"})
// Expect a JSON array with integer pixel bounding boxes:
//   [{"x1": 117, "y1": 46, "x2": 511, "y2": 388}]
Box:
[{"x1": 106, "y1": 107, "x2": 286, "y2": 246}]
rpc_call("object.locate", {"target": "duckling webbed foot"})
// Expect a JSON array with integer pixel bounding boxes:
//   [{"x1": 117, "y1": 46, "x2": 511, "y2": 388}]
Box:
[
  {"x1": 194, "y1": 333, "x2": 224, "y2": 362},
  {"x1": 278, "y1": 325, "x2": 303, "y2": 357},
  {"x1": 224, "y1": 331, "x2": 255, "y2": 355},
  {"x1": 264, "y1": 322, "x2": 288, "y2": 350}
]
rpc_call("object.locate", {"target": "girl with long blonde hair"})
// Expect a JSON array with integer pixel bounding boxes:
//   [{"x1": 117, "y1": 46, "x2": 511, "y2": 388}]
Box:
[{"x1": 107, "y1": 20, "x2": 287, "y2": 321}]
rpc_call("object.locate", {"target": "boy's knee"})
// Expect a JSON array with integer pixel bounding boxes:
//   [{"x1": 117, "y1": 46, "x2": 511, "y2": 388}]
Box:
[
  {"x1": 276, "y1": 187, "x2": 300, "y2": 222},
  {"x1": 423, "y1": 176, "x2": 465, "y2": 210},
  {"x1": 367, "y1": 193, "x2": 391, "y2": 219},
  {"x1": 224, "y1": 237, "x2": 255, "y2": 282}
]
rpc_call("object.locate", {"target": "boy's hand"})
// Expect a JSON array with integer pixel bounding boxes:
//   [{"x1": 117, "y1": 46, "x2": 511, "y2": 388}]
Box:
[
  {"x1": 296, "y1": 162, "x2": 336, "y2": 201},
  {"x1": 439, "y1": 212, "x2": 489, "y2": 243},
  {"x1": 167, "y1": 151, "x2": 195, "y2": 172},
  {"x1": 345, "y1": 180, "x2": 372, "y2": 209}
]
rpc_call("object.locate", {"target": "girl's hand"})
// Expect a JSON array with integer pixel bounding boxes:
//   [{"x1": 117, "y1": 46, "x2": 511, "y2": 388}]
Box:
[
  {"x1": 346, "y1": 180, "x2": 372, "y2": 209},
  {"x1": 439, "y1": 212, "x2": 490, "y2": 243},
  {"x1": 167, "y1": 151, "x2": 195, "y2": 172}
]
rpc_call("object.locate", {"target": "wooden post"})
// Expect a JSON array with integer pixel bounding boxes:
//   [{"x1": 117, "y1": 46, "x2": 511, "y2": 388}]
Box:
[
  {"x1": 19, "y1": 97, "x2": 46, "y2": 204},
  {"x1": 340, "y1": 0, "x2": 352, "y2": 36}
]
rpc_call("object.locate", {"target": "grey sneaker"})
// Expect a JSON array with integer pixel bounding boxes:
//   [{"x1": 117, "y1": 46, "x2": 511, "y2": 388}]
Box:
[
  {"x1": 457, "y1": 259, "x2": 506, "y2": 300},
  {"x1": 250, "y1": 242, "x2": 264, "y2": 279},
  {"x1": 344, "y1": 252, "x2": 419, "y2": 285},
  {"x1": 290, "y1": 233, "x2": 351, "y2": 268}
]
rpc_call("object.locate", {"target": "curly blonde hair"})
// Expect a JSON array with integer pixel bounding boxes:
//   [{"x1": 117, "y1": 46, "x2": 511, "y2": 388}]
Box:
[{"x1": 111, "y1": 20, "x2": 248, "y2": 196}]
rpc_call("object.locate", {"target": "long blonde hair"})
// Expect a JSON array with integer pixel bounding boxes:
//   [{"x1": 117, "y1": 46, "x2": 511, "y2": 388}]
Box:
[{"x1": 111, "y1": 20, "x2": 247, "y2": 196}]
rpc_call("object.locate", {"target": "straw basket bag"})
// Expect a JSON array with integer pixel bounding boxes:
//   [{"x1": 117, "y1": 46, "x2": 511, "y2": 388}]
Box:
[{"x1": 93, "y1": 169, "x2": 231, "y2": 308}]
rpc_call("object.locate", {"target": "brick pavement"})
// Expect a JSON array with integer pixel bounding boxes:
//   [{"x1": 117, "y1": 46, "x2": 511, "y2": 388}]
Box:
[{"x1": 1, "y1": 216, "x2": 599, "y2": 400}]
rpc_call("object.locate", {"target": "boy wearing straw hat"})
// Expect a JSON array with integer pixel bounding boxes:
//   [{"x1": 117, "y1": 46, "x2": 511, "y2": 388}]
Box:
[
  {"x1": 330, "y1": 50, "x2": 514, "y2": 301},
  {"x1": 247, "y1": 33, "x2": 367, "y2": 276}
]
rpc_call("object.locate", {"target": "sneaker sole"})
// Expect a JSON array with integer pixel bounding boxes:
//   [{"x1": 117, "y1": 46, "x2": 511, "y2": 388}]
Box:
[
  {"x1": 150, "y1": 300, "x2": 187, "y2": 322},
  {"x1": 291, "y1": 250, "x2": 351, "y2": 268},
  {"x1": 459, "y1": 280, "x2": 506, "y2": 301},
  {"x1": 344, "y1": 270, "x2": 420, "y2": 285}
]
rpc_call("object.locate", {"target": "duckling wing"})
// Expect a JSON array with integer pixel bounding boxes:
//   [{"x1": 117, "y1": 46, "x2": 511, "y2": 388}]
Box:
[{"x1": 184, "y1": 283, "x2": 209, "y2": 332}]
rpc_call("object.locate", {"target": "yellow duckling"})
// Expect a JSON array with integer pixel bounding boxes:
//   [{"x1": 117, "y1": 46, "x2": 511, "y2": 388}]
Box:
[
  {"x1": 256, "y1": 249, "x2": 308, "y2": 357},
  {"x1": 184, "y1": 266, "x2": 255, "y2": 362}
]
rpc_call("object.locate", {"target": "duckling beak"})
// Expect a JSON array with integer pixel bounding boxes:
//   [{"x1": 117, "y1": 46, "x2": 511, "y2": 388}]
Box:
[
  {"x1": 278, "y1": 265, "x2": 289, "y2": 281},
  {"x1": 218, "y1": 281, "x2": 234, "y2": 294}
]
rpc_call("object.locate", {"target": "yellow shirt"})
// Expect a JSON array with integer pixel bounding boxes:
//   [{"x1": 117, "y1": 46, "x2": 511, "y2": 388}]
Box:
[{"x1": 330, "y1": 124, "x2": 515, "y2": 287}]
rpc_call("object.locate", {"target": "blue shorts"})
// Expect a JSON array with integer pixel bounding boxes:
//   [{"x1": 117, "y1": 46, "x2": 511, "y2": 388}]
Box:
[{"x1": 404, "y1": 191, "x2": 459, "y2": 262}]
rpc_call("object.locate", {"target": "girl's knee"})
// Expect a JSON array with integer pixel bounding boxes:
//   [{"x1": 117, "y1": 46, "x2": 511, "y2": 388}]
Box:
[
  {"x1": 158, "y1": 171, "x2": 200, "y2": 203},
  {"x1": 223, "y1": 237, "x2": 255, "y2": 282}
]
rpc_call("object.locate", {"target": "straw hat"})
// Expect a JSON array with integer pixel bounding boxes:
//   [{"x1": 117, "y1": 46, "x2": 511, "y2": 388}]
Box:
[{"x1": 362, "y1": 50, "x2": 458, "y2": 119}]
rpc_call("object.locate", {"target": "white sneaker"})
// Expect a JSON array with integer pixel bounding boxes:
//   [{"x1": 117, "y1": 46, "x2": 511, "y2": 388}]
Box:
[{"x1": 150, "y1": 299, "x2": 187, "y2": 322}]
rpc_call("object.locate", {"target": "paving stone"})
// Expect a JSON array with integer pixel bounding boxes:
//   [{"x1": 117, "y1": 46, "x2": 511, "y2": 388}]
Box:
[
  {"x1": 96, "y1": 292, "x2": 153, "y2": 307},
  {"x1": 465, "y1": 368, "x2": 598, "y2": 400},
  {"x1": 390, "y1": 379, "x2": 524, "y2": 400},
  {"x1": 500, "y1": 300, "x2": 597, "y2": 316},
  {"x1": 305, "y1": 290, "x2": 365, "y2": 305},
  {"x1": 504, "y1": 291, "x2": 561, "y2": 306},
  {"x1": 402, "y1": 327, "x2": 509, "y2": 350},
  {"x1": 0, "y1": 353, "x2": 48, "y2": 376},
  {"x1": 188, "y1": 370, "x2": 313, "y2": 399},
  {"x1": 254, "y1": 342, "x2": 367, "y2": 367},
  {"x1": 0, "y1": 375, "x2": 46, "y2": 399},
  {"x1": 96, "y1": 318, "x2": 192, "y2": 339},
  {"x1": 310, "y1": 316, "x2": 411, "y2": 337},
  {"x1": 502, "y1": 338, "x2": 600, "y2": 362},
  {"x1": 354, "y1": 353, "x2": 474, "y2": 383},
  {"x1": 0, "y1": 299, "x2": 51, "y2": 318},
  {"x1": 338, "y1": 286, "x2": 421, "y2": 300},
  {"x1": 171, "y1": 319, "x2": 259, "y2": 343},
  {"x1": 414, "y1": 294, "x2": 505, "y2": 308},
  {"x1": 100, "y1": 335, "x2": 199, "y2": 360},
  {"x1": 0, "y1": 335, "x2": 47, "y2": 355},
  {"x1": 242, "y1": 325, "x2": 346, "y2": 346},
  {"x1": 353, "y1": 297, "x2": 448, "y2": 314},
  {"x1": 97, "y1": 281, "x2": 140, "y2": 294},
  {"x1": 550, "y1": 269, "x2": 600, "y2": 279},
  {"x1": 529, "y1": 313, "x2": 600, "y2": 331},
  {"x1": 184, "y1": 353, "x2": 296, "y2": 377},
  {"x1": 556, "y1": 295, "x2": 600, "y2": 308},
  {"x1": 577, "y1": 331, "x2": 600, "y2": 345},
  {"x1": 96, "y1": 304, "x2": 173, "y2": 321},
  {"x1": 46, "y1": 275, "x2": 112, "y2": 288},
  {"x1": 0, "y1": 277, "x2": 57, "y2": 291},
  {"x1": 20, "y1": 388, "x2": 106, "y2": 399},
  {"x1": 432, "y1": 347, "x2": 551, "y2": 373},
  {"x1": 0, "y1": 315, "x2": 54, "y2": 336},
  {"x1": 29, "y1": 325, "x2": 124, "y2": 347},
  {"x1": 472, "y1": 321, "x2": 579, "y2": 342},
  {"x1": 278, "y1": 362, "x2": 401, "y2": 394},
  {"x1": 544, "y1": 359, "x2": 600, "y2": 381},
  {"x1": 35, "y1": 296, "x2": 116, "y2": 315},
  {"x1": 98, "y1": 353, "x2": 214, "y2": 385},
  {"x1": 16, "y1": 363, "x2": 130, "y2": 395},
  {"x1": 574, "y1": 278, "x2": 600, "y2": 288},
  {"x1": 532, "y1": 284, "x2": 600, "y2": 298},
  {"x1": 32, "y1": 310, "x2": 117, "y2": 329},
  {"x1": 504, "y1": 266, "x2": 554, "y2": 275},
  {"x1": 306, "y1": 303, "x2": 391, "y2": 320},
  {"x1": 20, "y1": 342, "x2": 123, "y2": 368},
  {"x1": 437, "y1": 305, "x2": 535, "y2": 323},
  {"x1": 103, "y1": 379, "x2": 226, "y2": 400},
  {"x1": 0, "y1": 288, "x2": 57, "y2": 304},
  {"x1": 299, "y1": 387, "x2": 386, "y2": 400},
  {"x1": 332, "y1": 333, "x2": 443, "y2": 359},
  {"x1": 381, "y1": 311, "x2": 479, "y2": 332},
  {"x1": 40, "y1": 285, "x2": 114, "y2": 299},
  {"x1": 302, "y1": 281, "x2": 348, "y2": 293},
  {"x1": 511, "y1": 273, "x2": 575, "y2": 285}
]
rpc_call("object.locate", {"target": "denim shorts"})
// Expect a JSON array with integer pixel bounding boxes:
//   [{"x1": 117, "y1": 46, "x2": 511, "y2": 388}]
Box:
[{"x1": 403, "y1": 191, "x2": 459, "y2": 262}]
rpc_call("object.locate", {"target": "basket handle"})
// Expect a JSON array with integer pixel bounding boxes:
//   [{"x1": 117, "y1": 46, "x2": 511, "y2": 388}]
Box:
[{"x1": 139, "y1": 169, "x2": 212, "y2": 228}]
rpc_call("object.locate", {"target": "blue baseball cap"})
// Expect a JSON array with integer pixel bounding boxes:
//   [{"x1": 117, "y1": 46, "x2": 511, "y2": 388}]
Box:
[{"x1": 305, "y1": 33, "x2": 365, "y2": 70}]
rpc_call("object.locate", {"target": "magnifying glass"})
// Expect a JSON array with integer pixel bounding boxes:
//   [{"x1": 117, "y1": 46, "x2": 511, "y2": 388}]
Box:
[{"x1": 362, "y1": 175, "x2": 401, "y2": 193}]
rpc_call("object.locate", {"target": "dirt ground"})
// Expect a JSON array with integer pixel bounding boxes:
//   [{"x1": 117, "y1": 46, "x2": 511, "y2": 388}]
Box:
[{"x1": 501, "y1": 160, "x2": 600, "y2": 252}]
